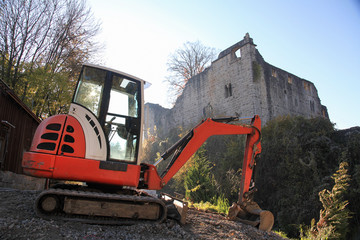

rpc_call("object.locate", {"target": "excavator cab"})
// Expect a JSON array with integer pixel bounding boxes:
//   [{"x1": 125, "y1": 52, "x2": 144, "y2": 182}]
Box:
[
  {"x1": 23, "y1": 64, "x2": 148, "y2": 187},
  {"x1": 73, "y1": 64, "x2": 143, "y2": 163}
]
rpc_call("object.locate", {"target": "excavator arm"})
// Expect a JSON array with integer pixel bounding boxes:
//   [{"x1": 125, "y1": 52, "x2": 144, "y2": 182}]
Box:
[{"x1": 141, "y1": 115, "x2": 273, "y2": 231}]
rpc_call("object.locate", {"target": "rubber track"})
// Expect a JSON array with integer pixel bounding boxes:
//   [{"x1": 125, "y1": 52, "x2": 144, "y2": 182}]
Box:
[{"x1": 35, "y1": 188, "x2": 167, "y2": 225}]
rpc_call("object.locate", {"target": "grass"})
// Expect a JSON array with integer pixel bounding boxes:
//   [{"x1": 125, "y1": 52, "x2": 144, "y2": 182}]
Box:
[{"x1": 188, "y1": 195, "x2": 230, "y2": 215}]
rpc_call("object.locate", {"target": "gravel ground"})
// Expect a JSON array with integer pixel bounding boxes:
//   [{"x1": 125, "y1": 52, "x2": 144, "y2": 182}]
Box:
[{"x1": 0, "y1": 188, "x2": 286, "y2": 240}]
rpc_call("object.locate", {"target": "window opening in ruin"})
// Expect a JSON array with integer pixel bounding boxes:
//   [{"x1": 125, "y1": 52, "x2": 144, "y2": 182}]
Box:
[
  {"x1": 303, "y1": 81, "x2": 311, "y2": 91},
  {"x1": 271, "y1": 69, "x2": 277, "y2": 77},
  {"x1": 288, "y1": 76, "x2": 293, "y2": 84},
  {"x1": 234, "y1": 48, "x2": 241, "y2": 58},
  {"x1": 203, "y1": 103, "x2": 214, "y2": 118},
  {"x1": 322, "y1": 109, "x2": 327, "y2": 117},
  {"x1": 310, "y1": 100, "x2": 315, "y2": 112},
  {"x1": 225, "y1": 83, "x2": 233, "y2": 98}
]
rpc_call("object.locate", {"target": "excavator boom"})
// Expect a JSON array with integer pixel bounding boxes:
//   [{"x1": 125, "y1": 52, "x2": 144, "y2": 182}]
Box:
[{"x1": 141, "y1": 115, "x2": 273, "y2": 231}]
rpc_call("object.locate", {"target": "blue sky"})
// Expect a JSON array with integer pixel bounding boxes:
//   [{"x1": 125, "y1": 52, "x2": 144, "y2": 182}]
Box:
[{"x1": 87, "y1": 0, "x2": 360, "y2": 129}]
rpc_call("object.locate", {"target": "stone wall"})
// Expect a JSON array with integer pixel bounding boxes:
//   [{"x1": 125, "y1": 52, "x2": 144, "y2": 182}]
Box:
[{"x1": 145, "y1": 33, "x2": 328, "y2": 139}]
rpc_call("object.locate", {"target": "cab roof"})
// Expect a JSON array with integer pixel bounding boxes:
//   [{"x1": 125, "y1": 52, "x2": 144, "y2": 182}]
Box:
[{"x1": 83, "y1": 63, "x2": 151, "y2": 88}]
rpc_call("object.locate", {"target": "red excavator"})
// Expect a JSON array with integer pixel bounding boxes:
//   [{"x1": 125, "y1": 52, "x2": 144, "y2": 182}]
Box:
[{"x1": 22, "y1": 64, "x2": 274, "y2": 231}]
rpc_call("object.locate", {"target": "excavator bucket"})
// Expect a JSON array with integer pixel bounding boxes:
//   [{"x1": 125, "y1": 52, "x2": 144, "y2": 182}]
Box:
[{"x1": 227, "y1": 201, "x2": 274, "y2": 232}]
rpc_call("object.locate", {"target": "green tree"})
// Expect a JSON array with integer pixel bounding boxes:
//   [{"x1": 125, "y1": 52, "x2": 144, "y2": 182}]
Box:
[
  {"x1": 204, "y1": 135, "x2": 245, "y2": 203},
  {"x1": 303, "y1": 162, "x2": 352, "y2": 240},
  {"x1": 256, "y1": 116, "x2": 338, "y2": 236},
  {"x1": 20, "y1": 66, "x2": 76, "y2": 119},
  {"x1": 184, "y1": 147, "x2": 216, "y2": 203},
  {"x1": 0, "y1": 0, "x2": 101, "y2": 118}
]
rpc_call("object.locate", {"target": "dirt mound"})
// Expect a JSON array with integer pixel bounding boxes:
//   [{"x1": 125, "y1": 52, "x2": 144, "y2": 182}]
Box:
[{"x1": 0, "y1": 188, "x2": 285, "y2": 239}]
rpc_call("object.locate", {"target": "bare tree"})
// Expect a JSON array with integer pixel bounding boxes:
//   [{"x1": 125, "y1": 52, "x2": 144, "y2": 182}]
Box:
[
  {"x1": 0, "y1": 0, "x2": 101, "y2": 118},
  {"x1": 166, "y1": 41, "x2": 217, "y2": 102}
]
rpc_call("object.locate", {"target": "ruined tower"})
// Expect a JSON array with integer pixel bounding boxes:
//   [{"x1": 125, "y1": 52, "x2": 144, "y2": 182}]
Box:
[{"x1": 145, "y1": 33, "x2": 328, "y2": 138}]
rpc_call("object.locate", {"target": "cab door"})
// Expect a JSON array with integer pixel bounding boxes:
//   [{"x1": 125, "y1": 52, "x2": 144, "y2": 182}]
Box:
[{"x1": 104, "y1": 74, "x2": 142, "y2": 163}]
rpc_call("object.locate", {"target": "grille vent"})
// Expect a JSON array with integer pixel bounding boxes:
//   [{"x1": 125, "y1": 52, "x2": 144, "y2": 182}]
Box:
[
  {"x1": 60, "y1": 125, "x2": 76, "y2": 154},
  {"x1": 85, "y1": 114, "x2": 102, "y2": 148},
  {"x1": 37, "y1": 142, "x2": 56, "y2": 151},
  {"x1": 37, "y1": 123, "x2": 62, "y2": 151},
  {"x1": 61, "y1": 144, "x2": 74, "y2": 153}
]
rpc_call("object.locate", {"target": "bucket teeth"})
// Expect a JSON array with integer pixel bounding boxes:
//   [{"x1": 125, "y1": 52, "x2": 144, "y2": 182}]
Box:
[{"x1": 227, "y1": 201, "x2": 274, "y2": 232}]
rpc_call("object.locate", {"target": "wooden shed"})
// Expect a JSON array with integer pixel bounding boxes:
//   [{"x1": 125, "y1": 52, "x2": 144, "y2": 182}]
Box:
[{"x1": 0, "y1": 79, "x2": 40, "y2": 174}]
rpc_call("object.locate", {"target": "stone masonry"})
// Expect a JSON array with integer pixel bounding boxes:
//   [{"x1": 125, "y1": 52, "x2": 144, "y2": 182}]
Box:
[{"x1": 144, "y1": 33, "x2": 328, "y2": 139}]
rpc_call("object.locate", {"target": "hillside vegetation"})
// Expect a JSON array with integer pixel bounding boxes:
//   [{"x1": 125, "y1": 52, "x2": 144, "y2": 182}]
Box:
[{"x1": 142, "y1": 116, "x2": 360, "y2": 239}]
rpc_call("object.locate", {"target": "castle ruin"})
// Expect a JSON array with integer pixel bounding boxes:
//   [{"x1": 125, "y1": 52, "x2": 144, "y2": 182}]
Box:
[{"x1": 144, "y1": 33, "x2": 328, "y2": 138}]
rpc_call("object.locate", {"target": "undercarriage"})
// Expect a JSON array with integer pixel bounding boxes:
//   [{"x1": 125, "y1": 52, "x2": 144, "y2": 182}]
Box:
[{"x1": 35, "y1": 184, "x2": 186, "y2": 225}]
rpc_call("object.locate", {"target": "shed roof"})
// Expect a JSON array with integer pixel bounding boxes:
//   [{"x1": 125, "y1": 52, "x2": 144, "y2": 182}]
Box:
[{"x1": 0, "y1": 79, "x2": 40, "y2": 124}]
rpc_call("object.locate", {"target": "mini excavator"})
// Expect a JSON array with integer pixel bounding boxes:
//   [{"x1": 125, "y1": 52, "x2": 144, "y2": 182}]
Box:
[{"x1": 22, "y1": 64, "x2": 274, "y2": 231}]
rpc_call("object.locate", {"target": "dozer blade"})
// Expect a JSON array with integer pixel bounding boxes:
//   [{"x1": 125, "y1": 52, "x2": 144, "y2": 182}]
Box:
[
  {"x1": 227, "y1": 201, "x2": 274, "y2": 232},
  {"x1": 161, "y1": 193, "x2": 188, "y2": 225}
]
